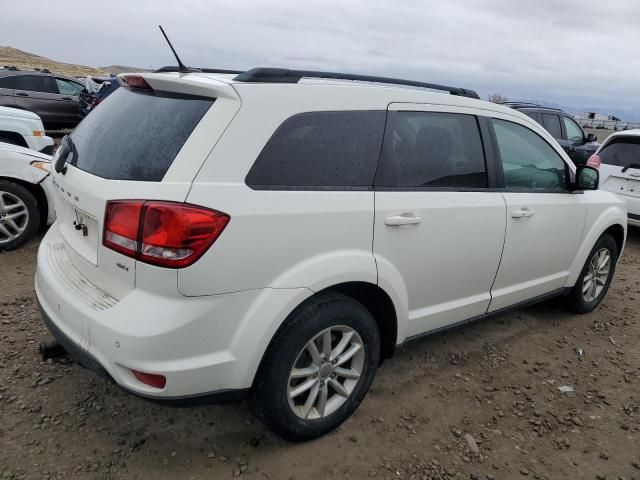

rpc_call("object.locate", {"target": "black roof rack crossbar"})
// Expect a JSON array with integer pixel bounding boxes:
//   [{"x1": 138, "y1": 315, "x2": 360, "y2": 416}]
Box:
[
  {"x1": 154, "y1": 66, "x2": 243, "y2": 74},
  {"x1": 233, "y1": 68, "x2": 480, "y2": 99},
  {"x1": 500, "y1": 101, "x2": 563, "y2": 112}
]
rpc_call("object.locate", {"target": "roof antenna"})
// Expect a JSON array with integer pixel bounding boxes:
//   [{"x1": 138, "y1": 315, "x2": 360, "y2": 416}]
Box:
[{"x1": 158, "y1": 25, "x2": 197, "y2": 73}]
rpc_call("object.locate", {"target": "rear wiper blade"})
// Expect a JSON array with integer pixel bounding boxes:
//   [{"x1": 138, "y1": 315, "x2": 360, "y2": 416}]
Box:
[{"x1": 54, "y1": 135, "x2": 77, "y2": 175}]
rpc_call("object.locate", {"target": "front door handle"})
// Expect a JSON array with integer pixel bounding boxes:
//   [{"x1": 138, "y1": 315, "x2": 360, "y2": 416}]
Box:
[
  {"x1": 61, "y1": 96, "x2": 74, "y2": 101},
  {"x1": 511, "y1": 208, "x2": 535, "y2": 218},
  {"x1": 15, "y1": 91, "x2": 29, "y2": 97},
  {"x1": 385, "y1": 213, "x2": 422, "y2": 226}
]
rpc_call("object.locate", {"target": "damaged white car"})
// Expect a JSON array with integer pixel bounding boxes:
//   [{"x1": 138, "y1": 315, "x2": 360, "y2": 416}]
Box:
[{"x1": 0, "y1": 142, "x2": 55, "y2": 250}]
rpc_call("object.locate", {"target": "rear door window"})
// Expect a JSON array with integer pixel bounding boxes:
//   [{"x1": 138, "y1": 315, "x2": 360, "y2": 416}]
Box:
[
  {"x1": 374, "y1": 111, "x2": 488, "y2": 189},
  {"x1": 246, "y1": 111, "x2": 386, "y2": 189},
  {"x1": 16, "y1": 75, "x2": 58, "y2": 94},
  {"x1": 0, "y1": 76, "x2": 18, "y2": 89},
  {"x1": 599, "y1": 138, "x2": 640, "y2": 168},
  {"x1": 541, "y1": 113, "x2": 563, "y2": 138},
  {"x1": 68, "y1": 87, "x2": 213, "y2": 181}
]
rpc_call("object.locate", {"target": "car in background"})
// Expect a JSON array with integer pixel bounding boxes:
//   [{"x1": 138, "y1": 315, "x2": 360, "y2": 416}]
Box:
[
  {"x1": 588, "y1": 130, "x2": 640, "y2": 227},
  {"x1": 79, "y1": 76, "x2": 120, "y2": 118},
  {"x1": 0, "y1": 106, "x2": 54, "y2": 154},
  {"x1": 501, "y1": 102, "x2": 599, "y2": 165},
  {"x1": 0, "y1": 67, "x2": 85, "y2": 129},
  {"x1": 0, "y1": 142, "x2": 55, "y2": 250}
]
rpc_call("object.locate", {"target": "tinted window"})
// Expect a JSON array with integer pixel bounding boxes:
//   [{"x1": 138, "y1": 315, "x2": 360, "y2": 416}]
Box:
[
  {"x1": 375, "y1": 111, "x2": 487, "y2": 188},
  {"x1": 68, "y1": 88, "x2": 213, "y2": 181},
  {"x1": 16, "y1": 75, "x2": 58, "y2": 94},
  {"x1": 562, "y1": 116, "x2": 584, "y2": 142},
  {"x1": 0, "y1": 76, "x2": 18, "y2": 89},
  {"x1": 246, "y1": 111, "x2": 385, "y2": 189},
  {"x1": 56, "y1": 78, "x2": 83, "y2": 96},
  {"x1": 492, "y1": 119, "x2": 567, "y2": 191},
  {"x1": 541, "y1": 113, "x2": 562, "y2": 138},
  {"x1": 523, "y1": 110, "x2": 541, "y2": 123},
  {"x1": 599, "y1": 138, "x2": 640, "y2": 168}
]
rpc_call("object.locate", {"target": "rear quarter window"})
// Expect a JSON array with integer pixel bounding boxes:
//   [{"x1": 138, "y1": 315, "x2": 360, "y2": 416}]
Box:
[
  {"x1": 69, "y1": 87, "x2": 213, "y2": 181},
  {"x1": 599, "y1": 137, "x2": 640, "y2": 168},
  {"x1": 245, "y1": 111, "x2": 386, "y2": 189}
]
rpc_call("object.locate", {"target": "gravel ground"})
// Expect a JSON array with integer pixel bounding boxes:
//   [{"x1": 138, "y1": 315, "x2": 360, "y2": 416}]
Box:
[{"x1": 1, "y1": 229, "x2": 639, "y2": 480}]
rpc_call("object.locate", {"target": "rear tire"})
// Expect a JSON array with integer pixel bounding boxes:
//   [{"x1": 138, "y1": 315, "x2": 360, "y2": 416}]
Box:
[
  {"x1": 251, "y1": 292, "x2": 380, "y2": 442},
  {"x1": 0, "y1": 180, "x2": 40, "y2": 251},
  {"x1": 564, "y1": 233, "x2": 618, "y2": 314}
]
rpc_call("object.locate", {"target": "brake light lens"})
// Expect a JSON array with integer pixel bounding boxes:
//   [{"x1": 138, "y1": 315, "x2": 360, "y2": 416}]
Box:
[
  {"x1": 103, "y1": 200, "x2": 229, "y2": 268},
  {"x1": 587, "y1": 154, "x2": 601, "y2": 169},
  {"x1": 91, "y1": 97, "x2": 102, "y2": 107},
  {"x1": 122, "y1": 75, "x2": 152, "y2": 90}
]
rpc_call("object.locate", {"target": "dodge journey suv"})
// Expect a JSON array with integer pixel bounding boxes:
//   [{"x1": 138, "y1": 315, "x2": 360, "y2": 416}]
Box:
[{"x1": 36, "y1": 67, "x2": 627, "y2": 441}]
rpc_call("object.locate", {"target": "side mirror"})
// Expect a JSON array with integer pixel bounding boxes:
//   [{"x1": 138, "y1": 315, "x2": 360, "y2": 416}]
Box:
[
  {"x1": 575, "y1": 165, "x2": 599, "y2": 190},
  {"x1": 586, "y1": 133, "x2": 598, "y2": 143}
]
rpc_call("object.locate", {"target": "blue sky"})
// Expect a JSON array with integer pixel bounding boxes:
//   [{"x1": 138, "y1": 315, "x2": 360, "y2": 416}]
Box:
[{"x1": 2, "y1": 0, "x2": 639, "y2": 113}]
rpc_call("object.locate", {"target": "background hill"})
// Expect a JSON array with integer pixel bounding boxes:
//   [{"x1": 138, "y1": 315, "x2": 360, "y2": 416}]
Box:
[{"x1": 0, "y1": 46, "x2": 108, "y2": 76}]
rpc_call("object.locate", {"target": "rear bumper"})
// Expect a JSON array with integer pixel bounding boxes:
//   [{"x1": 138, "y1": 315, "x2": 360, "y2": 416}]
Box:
[{"x1": 35, "y1": 224, "x2": 309, "y2": 399}]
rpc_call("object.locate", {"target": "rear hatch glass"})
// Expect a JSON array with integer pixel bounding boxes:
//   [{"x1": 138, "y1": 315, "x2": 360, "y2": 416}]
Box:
[
  {"x1": 599, "y1": 137, "x2": 640, "y2": 198},
  {"x1": 600, "y1": 137, "x2": 640, "y2": 168},
  {"x1": 68, "y1": 87, "x2": 214, "y2": 181}
]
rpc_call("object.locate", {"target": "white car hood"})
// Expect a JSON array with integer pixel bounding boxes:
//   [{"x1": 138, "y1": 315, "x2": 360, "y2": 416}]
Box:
[
  {"x1": 0, "y1": 105, "x2": 41, "y2": 121},
  {"x1": 0, "y1": 141, "x2": 52, "y2": 161}
]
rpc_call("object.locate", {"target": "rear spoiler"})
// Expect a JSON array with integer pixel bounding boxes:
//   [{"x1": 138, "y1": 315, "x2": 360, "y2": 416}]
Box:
[{"x1": 117, "y1": 73, "x2": 239, "y2": 100}]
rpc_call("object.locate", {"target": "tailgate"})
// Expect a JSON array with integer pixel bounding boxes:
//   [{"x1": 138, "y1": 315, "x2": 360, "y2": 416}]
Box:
[{"x1": 51, "y1": 75, "x2": 240, "y2": 297}]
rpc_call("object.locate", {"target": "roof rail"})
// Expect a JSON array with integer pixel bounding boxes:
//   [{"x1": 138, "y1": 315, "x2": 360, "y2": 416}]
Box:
[
  {"x1": 233, "y1": 68, "x2": 481, "y2": 99},
  {"x1": 154, "y1": 66, "x2": 243, "y2": 74},
  {"x1": 500, "y1": 101, "x2": 563, "y2": 112}
]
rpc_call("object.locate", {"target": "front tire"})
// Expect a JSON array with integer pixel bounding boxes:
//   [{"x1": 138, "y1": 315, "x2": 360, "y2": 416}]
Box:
[
  {"x1": 251, "y1": 292, "x2": 380, "y2": 441},
  {"x1": 0, "y1": 180, "x2": 40, "y2": 251},
  {"x1": 565, "y1": 233, "x2": 618, "y2": 313}
]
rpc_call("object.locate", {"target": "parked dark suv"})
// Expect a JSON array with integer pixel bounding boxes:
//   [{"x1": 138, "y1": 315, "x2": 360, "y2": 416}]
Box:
[
  {"x1": 501, "y1": 102, "x2": 599, "y2": 165},
  {"x1": 0, "y1": 67, "x2": 85, "y2": 128}
]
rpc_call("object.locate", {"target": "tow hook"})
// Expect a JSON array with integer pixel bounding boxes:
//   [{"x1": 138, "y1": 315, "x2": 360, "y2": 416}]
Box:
[{"x1": 39, "y1": 337, "x2": 68, "y2": 361}]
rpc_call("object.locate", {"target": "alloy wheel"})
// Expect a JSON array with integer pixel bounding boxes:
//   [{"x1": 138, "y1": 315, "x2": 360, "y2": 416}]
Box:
[
  {"x1": 287, "y1": 325, "x2": 365, "y2": 420},
  {"x1": 582, "y1": 247, "x2": 611, "y2": 302},
  {"x1": 0, "y1": 191, "x2": 29, "y2": 245}
]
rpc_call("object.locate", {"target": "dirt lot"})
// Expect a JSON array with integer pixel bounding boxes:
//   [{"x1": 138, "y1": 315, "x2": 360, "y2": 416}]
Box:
[{"x1": 1, "y1": 229, "x2": 639, "y2": 480}]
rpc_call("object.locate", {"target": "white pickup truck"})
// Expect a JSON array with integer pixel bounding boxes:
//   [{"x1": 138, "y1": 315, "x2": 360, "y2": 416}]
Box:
[{"x1": 0, "y1": 106, "x2": 54, "y2": 154}]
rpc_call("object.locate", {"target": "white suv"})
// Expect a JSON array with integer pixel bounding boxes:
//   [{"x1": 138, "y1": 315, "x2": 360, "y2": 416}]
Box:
[
  {"x1": 36, "y1": 68, "x2": 627, "y2": 441},
  {"x1": 0, "y1": 106, "x2": 54, "y2": 154},
  {"x1": 588, "y1": 129, "x2": 640, "y2": 227}
]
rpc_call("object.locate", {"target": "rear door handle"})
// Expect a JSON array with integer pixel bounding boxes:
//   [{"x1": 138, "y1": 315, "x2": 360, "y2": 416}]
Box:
[
  {"x1": 385, "y1": 213, "x2": 422, "y2": 226},
  {"x1": 61, "y1": 96, "x2": 74, "y2": 101},
  {"x1": 511, "y1": 208, "x2": 535, "y2": 218},
  {"x1": 15, "y1": 91, "x2": 29, "y2": 97}
]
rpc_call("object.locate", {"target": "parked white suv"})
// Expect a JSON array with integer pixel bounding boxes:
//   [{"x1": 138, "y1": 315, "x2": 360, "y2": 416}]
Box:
[
  {"x1": 0, "y1": 106, "x2": 54, "y2": 154},
  {"x1": 588, "y1": 129, "x2": 640, "y2": 227},
  {"x1": 36, "y1": 68, "x2": 627, "y2": 441}
]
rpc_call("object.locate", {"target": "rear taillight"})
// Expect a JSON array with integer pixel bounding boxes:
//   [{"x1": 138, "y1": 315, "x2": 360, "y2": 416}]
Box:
[
  {"x1": 91, "y1": 97, "x2": 102, "y2": 107},
  {"x1": 103, "y1": 200, "x2": 230, "y2": 268},
  {"x1": 587, "y1": 154, "x2": 601, "y2": 169}
]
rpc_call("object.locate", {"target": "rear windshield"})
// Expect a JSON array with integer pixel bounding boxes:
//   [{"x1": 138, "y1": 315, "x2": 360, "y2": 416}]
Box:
[
  {"x1": 599, "y1": 137, "x2": 640, "y2": 168},
  {"x1": 69, "y1": 87, "x2": 213, "y2": 181}
]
